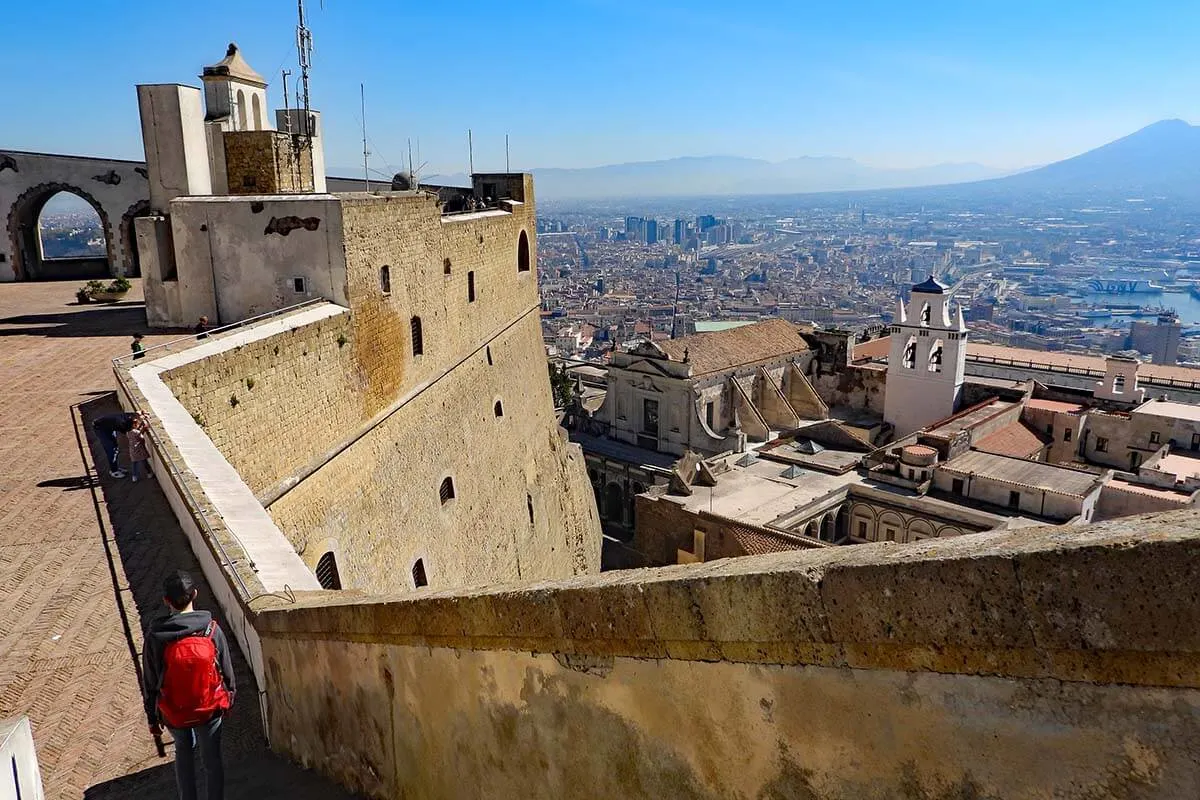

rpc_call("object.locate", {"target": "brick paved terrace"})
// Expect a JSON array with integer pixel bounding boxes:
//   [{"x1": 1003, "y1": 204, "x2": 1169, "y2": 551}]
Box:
[{"x1": 0, "y1": 281, "x2": 359, "y2": 799}]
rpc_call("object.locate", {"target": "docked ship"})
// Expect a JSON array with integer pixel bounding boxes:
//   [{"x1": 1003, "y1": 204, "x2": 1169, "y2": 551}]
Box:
[{"x1": 1086, "y1": 278, "x2": 1163, "y2": 294}]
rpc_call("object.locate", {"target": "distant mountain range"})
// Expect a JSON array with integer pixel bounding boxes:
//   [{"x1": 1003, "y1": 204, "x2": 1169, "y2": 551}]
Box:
[
  {"x1": 983, "y1": 119, "x2": 1200, "y2": 196},
  {"x1": 331, "y1": 119, "x2": 1200, "y2": 201},
  {"x1": 394, "y1": 158, "x2": 1013, "y2": 200}
]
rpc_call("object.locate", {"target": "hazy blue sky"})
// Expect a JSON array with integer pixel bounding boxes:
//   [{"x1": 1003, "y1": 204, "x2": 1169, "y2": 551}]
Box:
[{"x1": 4, "y1": 0, "x2": 1198, "y2": 177}]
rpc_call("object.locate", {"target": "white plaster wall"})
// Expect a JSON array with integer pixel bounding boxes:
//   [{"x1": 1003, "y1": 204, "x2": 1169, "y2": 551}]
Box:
[
  {"x1": 0, "y1": 716, "x2": 44, "y2": 800},
  {"x1": 169, "y1": 195, "x2": 346, "y2": 324},
  {"x1": 136, "y1": 84, "x2": 211, "y2": 213}
]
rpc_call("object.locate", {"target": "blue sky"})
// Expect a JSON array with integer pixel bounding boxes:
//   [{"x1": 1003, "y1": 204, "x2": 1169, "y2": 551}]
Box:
[{"x1": 3, "y1": 0, "x2": 1199, "y2": 177}]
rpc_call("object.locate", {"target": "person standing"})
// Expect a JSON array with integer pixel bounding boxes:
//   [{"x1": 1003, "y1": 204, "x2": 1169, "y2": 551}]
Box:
[
  {"x1": 128, "y1": 416, "x2": 151, "y2": 483},
  {"x1": 91, "y1": 411, "x2": 138, "y2": 478},
  {"x1": 131, "y1": 333, "x2": 146, "y2": 359},
  {"x1": 194, "y1": 316, "x2": 210, "y2": 340},
  {"x1": 143, "y1": 571, "x2": 236, "y2": 800}
]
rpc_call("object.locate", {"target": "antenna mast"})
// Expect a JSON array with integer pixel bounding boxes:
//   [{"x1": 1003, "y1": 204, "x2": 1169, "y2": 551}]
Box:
[
  {"x1": 360, "y1": 83, "x2": 370, "y2": 191},
  {"x1": 296, "y1": 0, "x2": 314, "y2": 130},
  {"x1": 505, "y1": 133, "x2": 510, "y2": 173},
  {"x1": 468, "y1": 129, "x2": 474, "y2": 176}
]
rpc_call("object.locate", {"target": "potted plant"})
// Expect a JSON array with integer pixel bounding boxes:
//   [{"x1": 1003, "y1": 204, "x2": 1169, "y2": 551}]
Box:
[{"x1": 85, "y1": 277, "x2": 132, "y2": 303}]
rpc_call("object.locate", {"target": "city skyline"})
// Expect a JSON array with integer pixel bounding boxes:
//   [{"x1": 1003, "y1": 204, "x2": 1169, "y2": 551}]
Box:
[{"x1": 3, "y1": 0, "x2": 1199, "y2": 177}]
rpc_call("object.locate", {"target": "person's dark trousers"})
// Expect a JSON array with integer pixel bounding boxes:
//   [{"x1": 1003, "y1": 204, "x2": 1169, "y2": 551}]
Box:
[
  {"x1": 93, "y1": 425, "x2": 120, "y2": 472},
  {"x1": 168, "y1": 715, "x2": 224, "y2": 800}
]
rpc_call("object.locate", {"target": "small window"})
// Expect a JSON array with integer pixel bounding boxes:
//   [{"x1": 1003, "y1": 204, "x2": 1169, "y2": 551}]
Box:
[
  {"x1": 907, "y1": 468, "x2": 915, "y2": 479},
  {"x1": 315, "y1": 552, "x2": 341, "y2": 590},
  {"x1": 857, "y1": 520, "x2": 867, "y2": 537},
  {"x1": 1096, "y1": 437, "x2": 1109, "y2": 453},
  {"x1": 885, "y1": 528, "x2": 896, "y2": 541},
  {"x1": 443, "y1": 257, "x2": 452, "y2": 275},
  {"x1": 292, "y1": 276, "x2": 306, "y2": 293},
  {"x1": 705, "y1": 401, "x2": 714, "y2": 428},
  {"x1": 486, "y1": 346, "x2": 493, "y2": 365},
  {"x1": 494, "y1": 400, "x2": 504, "y2": 418},
  {"x1": 411, "y1": 316, "x2": 423, "y2": 356},
  {"x1": 951, "y1": 478, "x2": 964, "y2": 495},
  {"x1": 1150, "y1": 431, "x2": 1161, "y2": 445},
  {"x1": 1064, "y1": 428, "x2": 1072, "y2": 442},
  {"x1": 242, "y1": 175, "x2": 257, "y2": 189},
  {"x1": 380, "y1": 265, "x2": 391, "y2": 294},
  {"x1": 527, "y1": 493, "x2": 534, "y2": 525},
  {"x1": 1008, "y1": 491, "x2": 1020, "y2": 509},
  {"x1": 518, "y1": 230, "x2": 531, "y2": 272},
  {"x1": 412, "y1": 558, "x2": 428, "y2": 588},
  {"x1": 1045, "y1": 423, "x2": 1053, "y2": 436},
  {"x1": 1112, "y1": 375, "x2": 1125, "y2": 394},
  {"x1": 439, "y1": 476, "x2": 455, "y2": 505}
]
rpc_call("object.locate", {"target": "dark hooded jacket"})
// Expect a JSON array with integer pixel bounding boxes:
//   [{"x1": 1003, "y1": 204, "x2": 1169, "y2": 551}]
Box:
[
  {"x1": 93, "y1": 412, "x2": 138, "y2": 434},
  {"x1": 142, "y1": 609, "x2": 236, "y2": 727}
]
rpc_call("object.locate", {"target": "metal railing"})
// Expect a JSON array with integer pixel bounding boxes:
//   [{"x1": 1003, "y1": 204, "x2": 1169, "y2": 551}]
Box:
[
  {"x1": 112, "y1": 362, "x2": 264, "y2": 602},
  {"x1": 113, "y1": 299, "x2": 326, "y2": 366}
]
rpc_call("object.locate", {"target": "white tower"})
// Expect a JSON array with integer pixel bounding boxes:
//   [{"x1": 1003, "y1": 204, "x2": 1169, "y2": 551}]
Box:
[
  {"x1": 884, "y1": 276, "x2": 968, "y2": 436},
  {"x1": 200, "y1": 43, "x2": 269, "y2": 132}
]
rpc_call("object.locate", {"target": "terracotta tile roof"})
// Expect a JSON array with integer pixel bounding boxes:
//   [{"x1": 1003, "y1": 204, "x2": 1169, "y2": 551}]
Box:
[
  {"x1": 656, "y1": 319, "x2": 809, "y2": 376},
  {"x1": 1026, "y1": 398, "x2": 1086, "y2": 413},
  {"x1": 729, "y1": 525, "x2": 803, "y2": 556},
  {"x1": 973, "y1": 421, "x2": 1049, "y2": 460},
  {"x1": 853, "y1": 337, "x2": 891, "y2": 360}
]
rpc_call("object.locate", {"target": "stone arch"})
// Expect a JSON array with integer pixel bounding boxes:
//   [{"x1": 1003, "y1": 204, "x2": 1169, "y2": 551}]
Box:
[
  {"x1": 936, "y1": 525, "x2": 962, "y2": 539},
  {"x1": 908, "y1": 518, "x2": 935, "y2": 541},
  {"x1": 804, "y1": 520, "x2": 818, "y2": 539},
  {"x1": 878, "y1": 511, "x2": 904, "y2": 541},
  {"x1": 6, "y1": 182, "x2": 115, "y2": 280},
  {"x1": 119, "y1": 199, "x2": 151, "y2": 277},
  {"x1": 834, "y1": 506, "x2": 848, "y2": 541},
  {"x1": 820, "y1": 514, "x2": 836, "y2": 542}
]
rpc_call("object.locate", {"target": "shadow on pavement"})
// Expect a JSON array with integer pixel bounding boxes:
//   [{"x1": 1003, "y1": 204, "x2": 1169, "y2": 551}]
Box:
[
  {"x1": 0, "y1": 303, "x2": 149, "y2": 338},
  {"x1": 74, "y1": 394, "x2": 361, "y2": 800}
]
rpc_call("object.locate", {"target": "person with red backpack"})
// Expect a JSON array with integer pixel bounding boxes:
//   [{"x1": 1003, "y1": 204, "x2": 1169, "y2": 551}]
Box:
[{"x1": 142, "y1": 570, "x2": 236, "y2": 800}]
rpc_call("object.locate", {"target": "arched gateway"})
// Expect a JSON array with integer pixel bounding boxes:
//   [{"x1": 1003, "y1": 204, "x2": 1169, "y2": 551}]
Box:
[{"x1": 0, "y1": 150, "x2": 150, "y2": 281}]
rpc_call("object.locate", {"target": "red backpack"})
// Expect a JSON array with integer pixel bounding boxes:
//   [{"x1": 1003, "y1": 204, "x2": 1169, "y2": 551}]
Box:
[{"x1": 157, "y1": 621, "x2": 231, "y2": 729}]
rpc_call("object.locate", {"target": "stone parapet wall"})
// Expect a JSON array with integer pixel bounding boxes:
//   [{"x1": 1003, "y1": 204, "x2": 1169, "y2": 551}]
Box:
[
  {"x1": 254, "y1": 510, "x2": 1200, "y2": 798},
  {"x1": 161, "y1": 311, "x2": 361, "y2": 496}
]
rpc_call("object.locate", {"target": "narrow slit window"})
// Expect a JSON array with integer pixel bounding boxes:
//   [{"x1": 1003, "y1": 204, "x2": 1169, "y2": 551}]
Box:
[
  {"x1": 486, "y1": 346, "x2": 493, "y2": 365},
  {"x1": 444, "y1": 257, "x2": 452, "y2": 275},
  {"x1": 411, "y1": 316, "x2": 423, "y2": 356},
  {"x1": 527, "y1": 493, "x2": 534, "y2": 525},
  {"x1": 518, "y1": 230, "x2": 531, "y2": 272},
  {"x1": 439, "y1": 476, "x2": 455, "y2": 505},
  {"x1": 468, "y1": 271, "x2": 476, "y2": 302},
  {"x1": 494, "y1": 400, "x2": 504, "y2": 418},
  {"x1": 412, "y1": 558, "x2": 428, "y2": 588},
  {"x1": 380, "y1": 265, "x2": 391, "y2": 294}
]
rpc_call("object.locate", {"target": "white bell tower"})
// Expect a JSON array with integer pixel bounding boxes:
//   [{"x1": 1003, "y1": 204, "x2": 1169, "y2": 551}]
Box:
[{"x1": 883, "y1": 275, "x2": 968, "y2": 436}]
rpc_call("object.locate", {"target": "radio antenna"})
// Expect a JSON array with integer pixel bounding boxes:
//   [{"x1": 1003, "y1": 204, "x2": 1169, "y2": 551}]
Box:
[{"x1": 360, "y1": 83, "x2": 370, "y2": 191}]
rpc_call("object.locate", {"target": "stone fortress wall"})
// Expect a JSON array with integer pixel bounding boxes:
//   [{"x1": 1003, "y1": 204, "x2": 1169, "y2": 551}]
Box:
[
  {"x1": 253, "y1": 510, "x2": 1200, "y2": 800},
  {"x1": 154, "y1": 175, "x2": 600, "y2": 594}
]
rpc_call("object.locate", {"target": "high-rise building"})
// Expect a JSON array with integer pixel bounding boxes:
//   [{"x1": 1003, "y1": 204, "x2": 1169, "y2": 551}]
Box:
[
  {"x1": 673, "y1": 218, "x2": 687, "y2": 245},
  {"x1": 696, "y1": 214, "x2": 718, "y2": 232},
  {"x1": 645, "y1": 219, "x2": 658, "y2": 245},
  {"x1": 625, "y1": 216, "x2": 644, "y2": 242}
]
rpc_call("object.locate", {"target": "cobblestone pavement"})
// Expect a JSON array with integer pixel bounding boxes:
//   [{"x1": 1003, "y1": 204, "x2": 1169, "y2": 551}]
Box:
[{"x1": 0, "y1": 282, "x2": 358, "y2": 799}]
